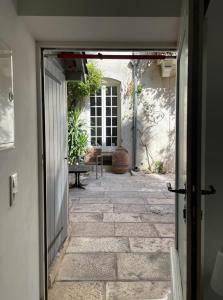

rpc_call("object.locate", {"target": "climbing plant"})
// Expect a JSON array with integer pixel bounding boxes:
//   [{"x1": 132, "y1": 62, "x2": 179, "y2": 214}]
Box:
[{"x1": 67, "y1": 62, "x2": 103, "y2": 109}]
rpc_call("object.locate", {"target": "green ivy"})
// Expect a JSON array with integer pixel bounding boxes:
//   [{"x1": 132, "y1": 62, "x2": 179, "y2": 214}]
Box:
[
  {"x1": 67, "y1": 63, "x2": 103, "y2": 109},
  {"x1": 153, "y1": 161, "x2": 166, "y2": 174}
]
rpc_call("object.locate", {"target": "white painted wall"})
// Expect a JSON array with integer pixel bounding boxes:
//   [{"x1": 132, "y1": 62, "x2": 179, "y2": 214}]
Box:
[
  {"x1": 203, "y1": 1, "x2": 223, "y2": 299},
  {"x1": 21, "y1": 16, "x2": 179, "y2": 48},
  {"x1": 0, "y1": 1, "x2": 39, "y2": 300},
  {"x1": 85, "y1": 57, "x2": 176, "y2": 172}
]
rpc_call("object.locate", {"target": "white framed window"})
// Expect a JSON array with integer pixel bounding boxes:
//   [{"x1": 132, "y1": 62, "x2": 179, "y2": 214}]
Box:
[{"x1": 90, "y1": 79, "x2": 120, "y2": 149}]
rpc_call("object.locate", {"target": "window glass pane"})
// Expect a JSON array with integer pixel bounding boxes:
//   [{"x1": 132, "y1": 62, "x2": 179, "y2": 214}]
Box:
[
  {"x1": 97, "y1": 127, "x2": 102, "y2": 136},
  {"x1": 91, "y1": 137, "x2": 96, "y2": 146},
  {"x1": 97, "y1": 137, "x2": 102, "y2": 146},
  {"x1": 112, "y1": 86, "x2": 117, "y2": 95},
  {"x1": 106, "y1": 127, "x2": 111, "y2": 136},
  {"x1": 97, "y1": 107, "x2": 102, "y2": 116},
  {"x1": 91, "y1": 118, "x2": 95, "y2": 126},
  {"x1": 97, "y1": 117, "x2": 102, "y2": 126},
  {"x1": 106, "y1": 137, "x2": 111, "y2": 146},
  {"x1": 112, "y1": 137, "x2": 117, "y2": 146},
  {"x1": 91, "y1": 107, "x2": 95, "y2": 116},
  {"x1": 96, "y1": 97, "x2": 102, "y2": 106},
  {"x1": 96, "y1": 89, "x2": 101, "y2": 96},
  {"x1": 106, "y1": 86, "x2": 111, "y2": 95},
  {"x1": 106, "y1": 97, "x2": 111, "y2": 106},
  {"x1": 106, "y1": 107, "x2": 111, "y2": 116},
  {"x1": 112, "y1": 127, "x2": 117, "y2": 136},
  {"x1": 112, "y1": 97, "x2": 117, "y2": 106},
  {"x1": 112, "y1": 117, "x2": 117, "y2": 126},
  {"x1": 106, "y1": 117, "x2": 111, "y2": 126},
  {"x1": 91, "y1": 128, "x2": 96, "y2": 136},
  {"x1": 112, "y1": 107, "x2": 117, "y2": 116},
  {"x1": 90, "y1": 97, "x2": 95, "y2": 106}
]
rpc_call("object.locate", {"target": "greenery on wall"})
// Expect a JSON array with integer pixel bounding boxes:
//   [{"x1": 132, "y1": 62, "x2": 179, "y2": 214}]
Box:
[
  {"x1": 153, "y1": 160, "x2": 165, "y2": 174},
  {"x1": 68, "y1": 109, "x2": 88, "y2": 165},
  {"x1": 67, "y1": 62, "x2": 103, "y2": 109},
  {"x1": 67, "y1": 63, "x2": 103, "y2": 164}
]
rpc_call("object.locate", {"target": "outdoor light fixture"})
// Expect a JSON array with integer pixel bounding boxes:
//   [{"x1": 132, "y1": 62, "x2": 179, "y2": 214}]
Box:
[{"x1": 211, "y1": 248, "x2": 223, "y2": 296}]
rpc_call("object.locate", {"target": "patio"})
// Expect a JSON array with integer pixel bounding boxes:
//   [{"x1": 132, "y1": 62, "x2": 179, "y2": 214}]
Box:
[{"x1": 48, "y1": 171, "x2": 175, "y2": 300}]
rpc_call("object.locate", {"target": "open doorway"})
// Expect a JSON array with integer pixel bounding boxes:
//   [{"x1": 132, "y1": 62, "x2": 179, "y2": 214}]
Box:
[{"x1": 42, "y1": 49, "x2": 177, "y2": 300}]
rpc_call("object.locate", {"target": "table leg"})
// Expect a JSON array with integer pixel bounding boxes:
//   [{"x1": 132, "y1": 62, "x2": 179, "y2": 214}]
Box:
[
  {"x1": 101, "y1": 155, "x2": 103, "y2": 177},
  {"x1": 78, "y1": 172, "x2": 86, "y2": 189},
  {"x1": 96, "y1": 156, "x2": 98, "y2": 179}
]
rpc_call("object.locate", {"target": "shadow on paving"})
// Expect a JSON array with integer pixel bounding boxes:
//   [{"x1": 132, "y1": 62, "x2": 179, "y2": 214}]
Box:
[{"x1": 48, "y1": 171, "x2": 175, "y2": 300}]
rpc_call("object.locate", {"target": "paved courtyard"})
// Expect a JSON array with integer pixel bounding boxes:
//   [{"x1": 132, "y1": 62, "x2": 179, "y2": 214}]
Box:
[{"x1": 48, "y1": 171, "x2": 175, "y2": 300}]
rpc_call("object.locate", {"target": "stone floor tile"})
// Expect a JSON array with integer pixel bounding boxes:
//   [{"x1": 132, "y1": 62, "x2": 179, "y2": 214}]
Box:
[
  {"x1": 106, "y1": 281, "x2": 171, "y2": 300},
  {"x1": 146, "y1": 198, "x2": 175, "y2": 205},
  {"x1": 71, "y1": 203, "x2": 113, "y2": 213},
  {"x1": 78, "y1": 197, "x2": 111, "y2": 204},
  {"x1": 57, "y1": 253, "x2": 116, "y2": 281},
  {"x1": 145, "y1": 192, "x2": 167, "y2": 198},
  {"x1": 117, "y1": 253, "x2": 170, "y2": 280},
  {"x1": 114, "y1": 204, "x2": 147, "y2": 213},
  {"x1": 67, "y1": 237, "x2": 130, "y2": 253},
  {"x1": 104, "y1": 191, "x2": 142, "y2": 198},
  {"x1": 111, "y1": 198, "x2": 146, "y2": 204},
  {"x1": 50, "y1": 173, "x2": 175, "y2": 298},
  {"x1": 163, "y1": 192, "x2": 175, "y2": 199},
  {"x1": 68, "y1": 197, "x2": 79, "y2": 203},
  {"x1": 70, "y1": 213, "x2": 103, "y2": 223},
  {"x1": 145, "y1": 205, "x2": 175, "y2": 215},
  {"x1": 115, "y1": 223, "x2": 158, "y2": 237},
  {"x1": 154, "y1": 224, "x2": 175, "y2": 237},
  {"x1": 129, "y1": 238, "x2": 175, "y2": 252},
  {"x1": 48, "y1": 282, "x2": 105, "y2": 300},
  {"x1": 71, "y1": 191, "x2": 106, "y2": 198},
  {"x1": 141, "y1": 213, "x2": 175, "y2": 223},
  {"x1": 71, "y1": 222, "x2": 115, "y2": 236},
  {"x1": 103, "y1": 213, "x2": 141, "y2": 223}
]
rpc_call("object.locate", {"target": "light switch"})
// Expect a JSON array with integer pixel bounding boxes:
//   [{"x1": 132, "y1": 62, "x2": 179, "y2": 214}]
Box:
[{"x1": 10, "y1": 173, "x2": 18, "y2": 206}]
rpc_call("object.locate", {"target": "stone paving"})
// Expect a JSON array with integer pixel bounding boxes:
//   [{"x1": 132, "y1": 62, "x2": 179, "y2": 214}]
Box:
[{"x1": 48, "y1": 171, "x2": 175, "y2": 300}]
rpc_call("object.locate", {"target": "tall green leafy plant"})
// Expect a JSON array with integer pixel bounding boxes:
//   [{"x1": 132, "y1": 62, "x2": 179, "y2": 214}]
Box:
[{"x1": 68, "y1": 109, "x2": 88, "y2": 165}]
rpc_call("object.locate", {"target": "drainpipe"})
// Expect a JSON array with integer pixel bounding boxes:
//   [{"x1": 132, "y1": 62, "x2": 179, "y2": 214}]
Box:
[{"x1": 130, "y1": 60, "x2": 139, "y2": 171}]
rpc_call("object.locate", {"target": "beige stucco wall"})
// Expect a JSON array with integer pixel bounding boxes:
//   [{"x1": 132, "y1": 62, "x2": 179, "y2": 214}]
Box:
[
  {"x1": 0, "y1": 1, "x2": 40, "y2": 300},
  {"x1": 86, "y1": 56, "x2": 176, "y2": 172}
]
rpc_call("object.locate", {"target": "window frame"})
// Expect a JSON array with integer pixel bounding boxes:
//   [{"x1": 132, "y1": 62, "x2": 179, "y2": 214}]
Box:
[{"x1": 90, "y1": 78, "x2": 121, "y2": 151}]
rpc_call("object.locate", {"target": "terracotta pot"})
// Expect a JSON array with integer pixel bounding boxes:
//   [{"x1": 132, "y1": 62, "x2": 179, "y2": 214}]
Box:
[{"x1": 112, "y1": 146, "x2": 129, "y2": 174}]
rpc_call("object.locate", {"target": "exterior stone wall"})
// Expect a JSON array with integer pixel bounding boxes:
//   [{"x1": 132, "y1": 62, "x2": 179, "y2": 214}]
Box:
[{"x1": 82, "y1": 55, "x2": 176, "y2": 173}]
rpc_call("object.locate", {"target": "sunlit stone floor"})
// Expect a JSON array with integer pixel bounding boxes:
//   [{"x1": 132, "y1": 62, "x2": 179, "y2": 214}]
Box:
[{"x1": 49, "y1": 171, "x2": 175, "y2": 300}]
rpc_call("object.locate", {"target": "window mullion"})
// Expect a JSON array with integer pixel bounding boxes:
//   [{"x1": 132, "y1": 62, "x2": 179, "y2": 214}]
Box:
[{"x1": 102, "y1": 86, "x2": 106, "y2": 148}]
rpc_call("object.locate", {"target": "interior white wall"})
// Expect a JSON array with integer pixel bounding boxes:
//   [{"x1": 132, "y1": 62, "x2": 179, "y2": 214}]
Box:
[
  {"x1": 21, "y1": 16, "x2": 179, "y2": 48},
  {"x1": 0, "y1": 1, "x2": 39, "y2": 300},
  {"x1": 203, "y1": 1, "x2": 223, "y2": 299}
]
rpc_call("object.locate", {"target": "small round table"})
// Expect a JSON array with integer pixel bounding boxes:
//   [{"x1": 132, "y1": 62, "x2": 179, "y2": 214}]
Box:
[{"x1": 69, "y1": 164, "x2": 90, "y2": 189}]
